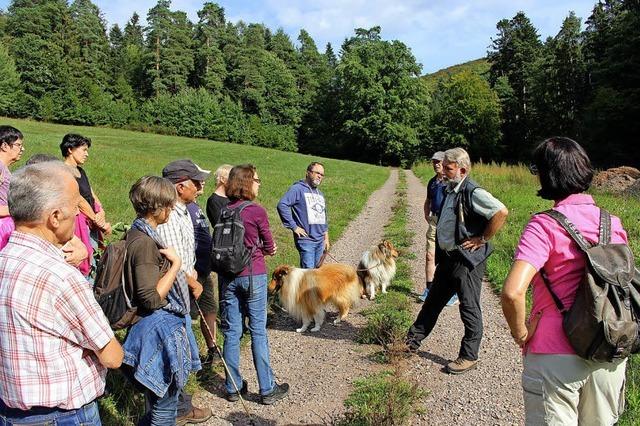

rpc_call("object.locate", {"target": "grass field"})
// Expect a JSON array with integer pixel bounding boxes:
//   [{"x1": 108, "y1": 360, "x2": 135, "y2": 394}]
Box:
[
  {"x1": 413, "y1": 161, "x2": 640, "y2": 424},
  {"x1": 2, "y1": 117, "x2": 389, "y2": 424},
  {"x1": 3, "y1": 117, "x2": 389, "y2": 269}
]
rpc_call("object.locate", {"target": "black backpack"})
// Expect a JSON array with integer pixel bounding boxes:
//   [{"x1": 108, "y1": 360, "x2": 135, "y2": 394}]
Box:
[
  {"x1": 93, "y1": 235, "x2": 137, "y2": 330},
  {"x1": 540, "y1": 209, "x2": 640, "y2": 362},
  {"x1": 211, "y1": 201, "x2": 253, "y2": 276}
]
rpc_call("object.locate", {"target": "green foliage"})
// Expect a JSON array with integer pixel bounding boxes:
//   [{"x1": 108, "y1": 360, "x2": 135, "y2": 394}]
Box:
[
  {"x1": 421, "y1": 58, "x2": 491, "y2": 91},
  {"x1": 429, "y1": 70, "x2": 502, "y2": 160},
  {"x1": 340, "y1": 370, "x2": 425, "y2": 426},
  {"x1": 0, "y1": 40, "x2": 21, "y2": 115},
  {"x1": 335, "y1": 27, "x2": 428, "y2": 166}
]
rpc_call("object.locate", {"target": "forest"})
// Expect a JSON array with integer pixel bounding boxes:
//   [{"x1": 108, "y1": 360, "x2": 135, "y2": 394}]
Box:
[{"x1": 0, "y1": 0, "x2": 638, "y2": 167}]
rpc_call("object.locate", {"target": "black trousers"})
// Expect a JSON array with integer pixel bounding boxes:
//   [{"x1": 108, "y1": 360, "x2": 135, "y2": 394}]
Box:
[{"x1": 407, "y1": 251, "x2": 486, "y2": 361}]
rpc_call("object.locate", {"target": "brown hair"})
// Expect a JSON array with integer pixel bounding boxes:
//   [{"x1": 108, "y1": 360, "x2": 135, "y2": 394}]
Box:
[
  {"x1": 129, "y1": 176, "x2": 177, "y2": 217},
  {"x1": 226, "y1": 164, "x2": 257, "y2": 201}
]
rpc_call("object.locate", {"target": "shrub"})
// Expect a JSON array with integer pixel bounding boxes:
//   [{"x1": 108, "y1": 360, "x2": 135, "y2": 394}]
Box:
[{"x1": 339, "y1": 370, "x2": 425, "y2": 426}]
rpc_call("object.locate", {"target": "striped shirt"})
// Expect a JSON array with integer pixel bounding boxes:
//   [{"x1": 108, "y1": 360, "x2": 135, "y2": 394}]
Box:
[
  {"x1": 157, "y1": 202, "x2": 196, "y2": 274},
  {"x1": 0, "y1": 232, "x2": 114, "y2": 410}
]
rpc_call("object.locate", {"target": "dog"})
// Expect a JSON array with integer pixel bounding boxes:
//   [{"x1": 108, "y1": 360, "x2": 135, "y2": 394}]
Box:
[
  {"x1": 357, "y1": 240, "x2": 399, "y2": 300},
  {"x1": 269, "y1": 263, "x2": 363, "y2": 332}
]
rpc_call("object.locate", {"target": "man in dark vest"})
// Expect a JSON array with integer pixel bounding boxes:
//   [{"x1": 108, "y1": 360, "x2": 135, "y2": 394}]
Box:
[{"x1": 406, "y1": 147, "x2": 508, "y2": 374}]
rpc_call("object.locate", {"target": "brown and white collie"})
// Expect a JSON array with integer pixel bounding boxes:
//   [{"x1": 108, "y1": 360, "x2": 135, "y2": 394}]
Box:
[
  {"x1": 357, "y1": 240, "x2": 399, "y2": 300},
  {"x1": 269, "y1": 263, "x2": 363, "y2": 332}
]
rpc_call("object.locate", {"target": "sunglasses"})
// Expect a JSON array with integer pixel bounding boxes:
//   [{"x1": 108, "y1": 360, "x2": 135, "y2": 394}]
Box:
[{"x1": 253, "y1": 178, "x2": 261, "y2": 184}]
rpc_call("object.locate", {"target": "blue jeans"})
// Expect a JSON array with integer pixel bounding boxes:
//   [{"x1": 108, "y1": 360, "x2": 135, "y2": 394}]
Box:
[
  {"x1": 0, "y1": 400, "x2": 101, "y2": 425},
  {"x1": 295, "y1": 238, "x2": 325, "y2": 268},
  {"x1": 219, "y1": 274, "x2": 275, "y2": 395},
  {"x1": 139, "y1": 381, "x2": 179, "y2": 426}
]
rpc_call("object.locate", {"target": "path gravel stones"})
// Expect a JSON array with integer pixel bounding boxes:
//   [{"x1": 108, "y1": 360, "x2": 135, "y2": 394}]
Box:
[
  {"x1": 403, "y1": 169, "x2": 524, "y2": 425},
  {"x1": 197, "y1": 169, "x2": 400, "y2": 425},
  {"x1": 196, "y1": 168, "x2": 525, "y2": 425}
]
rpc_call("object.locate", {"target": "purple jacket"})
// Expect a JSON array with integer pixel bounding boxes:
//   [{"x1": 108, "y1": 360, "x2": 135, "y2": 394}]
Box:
[{"x1": 227, "y1": 200, "x2": 275, "y2": 277}]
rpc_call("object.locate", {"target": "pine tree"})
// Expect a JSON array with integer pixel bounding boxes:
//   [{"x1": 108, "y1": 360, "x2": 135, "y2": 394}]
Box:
[
  {"x1": 145, "y1": 0, "x2": 194, "y2": 96},
  {"x1": 69, "y1": 0, "x2": 110, "y2": 89},
  {"x1": 192, "y1": 2, "x2": 226, "y2": 94},
  {"x1": 488, "y1": 12, "x2": 542, "y2": 160}
]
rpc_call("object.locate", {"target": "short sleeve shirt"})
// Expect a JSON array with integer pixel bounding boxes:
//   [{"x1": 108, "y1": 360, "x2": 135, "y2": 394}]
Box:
[
  {"x1": 0, "y1": 162, "x2": 11, "y2": 207},
  {"x1": 437, "y1": 177, "x2": 505, "y2": 251},
  {"x1": 514, "y1": 194, "x2": 628, "y2": 354},
  {"x1": 0, "y1": 232, "x2": 114, "y2": 409},
  {"x1": 157, "y1": 202, "x2": 196, "y2": 274}
]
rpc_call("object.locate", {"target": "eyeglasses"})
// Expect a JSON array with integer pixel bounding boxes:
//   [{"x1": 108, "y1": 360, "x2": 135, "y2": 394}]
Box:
[
  {"x1": 528, "y1": 163, "x2": 538, "y2": 175},
  {"x1": 12, "y1": 142, "x2": 24, "y2": 150},
  {"x1": 309, "y1": 170, "x2": 324, "y2": 177},
  {"x1": 253, "y1": 178, "x2": 261, "y2": 184}
]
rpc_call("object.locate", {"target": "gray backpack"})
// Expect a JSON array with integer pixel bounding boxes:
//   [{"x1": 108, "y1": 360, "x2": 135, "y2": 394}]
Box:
[{"x1": 540, "y1": 209, "x2": 640, "y2": 362}]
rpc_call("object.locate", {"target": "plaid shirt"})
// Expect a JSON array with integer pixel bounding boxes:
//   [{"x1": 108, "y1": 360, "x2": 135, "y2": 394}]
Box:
[
  {"x1": 0, "y1": 232, "x2": 114, "y2": 410},
  {"x1": 157, "y1": 202, "x2": 196, "y2": 274}
]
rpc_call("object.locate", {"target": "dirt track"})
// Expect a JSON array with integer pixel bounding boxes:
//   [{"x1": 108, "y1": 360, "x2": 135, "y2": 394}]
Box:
[{"x1": 197, "y1": 168, "x2": 525, "y2": 425}]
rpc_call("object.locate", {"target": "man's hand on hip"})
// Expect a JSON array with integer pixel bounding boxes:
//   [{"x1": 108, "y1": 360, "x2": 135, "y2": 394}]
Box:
[{"x1": 294, "y1": 226, "x2": 308, "y2": 238}]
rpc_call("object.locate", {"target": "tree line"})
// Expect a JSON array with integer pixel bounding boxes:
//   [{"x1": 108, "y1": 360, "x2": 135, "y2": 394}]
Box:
[{"x1": 0, "y1": 0, "x2": 638, "y2": 167}]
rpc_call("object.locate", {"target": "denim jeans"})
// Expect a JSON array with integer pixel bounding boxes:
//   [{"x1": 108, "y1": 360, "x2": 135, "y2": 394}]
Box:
[
  {"x1": 0, "y1": 400, "x2": 101, "y2": 425},
  {"x1": 295, "y1": 238, "x2": 325, "y2": 268},
  {"x1": 219, "y1": 274, "x2": 275, "y2": 395},
  {"x1": 139, "y1": 381, "x2": 179, "y2": 426}
]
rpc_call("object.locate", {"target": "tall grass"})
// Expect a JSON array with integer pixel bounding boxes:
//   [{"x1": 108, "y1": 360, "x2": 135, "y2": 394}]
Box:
[
  {"x1": 2, "y1": 117, "x2": 390, "y2": 425},
  {"x1": 413, "y1": 160, "x2": 640, "y2": 424}
]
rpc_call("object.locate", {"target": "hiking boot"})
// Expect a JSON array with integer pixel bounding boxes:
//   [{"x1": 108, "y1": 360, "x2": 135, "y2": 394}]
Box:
[
  {"x1": 260, "y1": 382, "x2": 290, "y2": 405},
  {"x1": 446, "y1": 357, "x2": 478, "y2": 375},
  {"x1": 176, "y1": 406, "x2": 212, "y2": 425},
  {"x1": 447, "y1": 294, "x2": 459, "y2": 306},
  {"x1": 201, "y1": 347, "x2": 220, "y2": 365},
  {"x1": 225, "y1": 379, "x2": 248, "y2": 402}
]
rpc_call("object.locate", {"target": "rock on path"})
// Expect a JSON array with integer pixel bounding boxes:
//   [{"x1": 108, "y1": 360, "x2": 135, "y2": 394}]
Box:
[
  {"x1": 403, "y1": 169, "x2": 524, "y2": 425},
  {"x1": 197, "y1": 169, "x2": 400, "y2": 425}
]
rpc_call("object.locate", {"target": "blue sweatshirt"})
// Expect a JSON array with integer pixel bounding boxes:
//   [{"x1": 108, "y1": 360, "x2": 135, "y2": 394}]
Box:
[{"x1": 277, "y1": 180, "x2": 328, "y2": 243}]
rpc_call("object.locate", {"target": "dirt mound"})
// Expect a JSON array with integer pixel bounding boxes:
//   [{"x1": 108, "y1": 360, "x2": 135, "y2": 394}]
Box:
[
  {"x1": 592, "y1": 167, "x2": 640, "y2": 193},
  {"x1": 623, "y1": 179, "x2": 640, "y2": 198}
]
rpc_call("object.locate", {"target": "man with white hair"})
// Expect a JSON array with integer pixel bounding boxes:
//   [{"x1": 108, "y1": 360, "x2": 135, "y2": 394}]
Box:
[
  {"x1": 407, "y1": 147, "x2": 508, "y2": 374},
  {"x1": 0, "y1": 162, "x2": 123, "y2": 423}
]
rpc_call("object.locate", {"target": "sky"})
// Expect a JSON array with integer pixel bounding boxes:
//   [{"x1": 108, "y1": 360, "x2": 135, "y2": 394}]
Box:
[{"x1": 0, "y1": 0, "x2": 597, "y2": 73}]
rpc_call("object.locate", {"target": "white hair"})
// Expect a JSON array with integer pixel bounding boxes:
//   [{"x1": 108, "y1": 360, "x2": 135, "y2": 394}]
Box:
[
  {"x1": 215, "y1": 164, "x2": 233, "y2": 186},
  {"x1": 443, "y1": 147, "x2": 471, "y2": 170},
  {"x1": 9, "y1": 162, "x2": 74, "y2": 223}
]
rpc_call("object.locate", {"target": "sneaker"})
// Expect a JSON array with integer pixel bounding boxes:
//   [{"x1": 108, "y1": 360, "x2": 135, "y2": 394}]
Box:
[
  {"x1": 260, "y1": 382, "x2": 290, "y2": 405},
  {"x1": 446, "y1": 357, "x2": 478, "y2": 375},
  {"x1": 447, "y1": 294, "x2": 459, "y2": 306},
  {"x1": 225, "y1": 379, "x2": 248, "y2": 402},
  {"x1": 418, "y1": 287, "x2": 429, "y2": 302},
  {"x1": 201, "y1": 348, "x2": 220, "y2": 365},
  {"x1": 176, "y1": 406, "x2": 213, "y2": 425}
]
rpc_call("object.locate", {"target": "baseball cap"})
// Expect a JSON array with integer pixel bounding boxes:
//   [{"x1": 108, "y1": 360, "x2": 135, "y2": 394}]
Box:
[
  {"x1": 162, "y1": 159, "x2": 211, "y2": 183},
  {"x1": 431, "y1": 151, "x2": 445, "y2": 161}
]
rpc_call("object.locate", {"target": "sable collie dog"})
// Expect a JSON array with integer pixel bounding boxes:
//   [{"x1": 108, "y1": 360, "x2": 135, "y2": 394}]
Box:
[
  {"x1": 269, "y1": 263, "x2": 363, "y2": 332},
  {"x1": 357, "y1": 240, "x2": 399, "y2": 300}
]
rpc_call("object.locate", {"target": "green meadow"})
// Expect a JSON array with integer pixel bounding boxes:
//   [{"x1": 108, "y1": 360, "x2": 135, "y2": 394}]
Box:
[
  {"x1": 3, "y1": 117, "x2": 389, "y2": 269},
  {"x1": 413, "y1": 161, "x2": 640, "y2": 425}
]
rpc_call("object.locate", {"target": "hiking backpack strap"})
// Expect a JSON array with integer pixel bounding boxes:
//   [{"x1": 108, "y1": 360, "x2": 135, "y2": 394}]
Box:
[{"x1": 538, "y1": 208, "x2": 611, "y2": 314}]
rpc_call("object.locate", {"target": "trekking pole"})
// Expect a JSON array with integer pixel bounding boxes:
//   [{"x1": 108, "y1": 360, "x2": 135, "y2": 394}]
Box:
[{"x1": 194, "y1": 299, "x2": 255, "y2": 423}]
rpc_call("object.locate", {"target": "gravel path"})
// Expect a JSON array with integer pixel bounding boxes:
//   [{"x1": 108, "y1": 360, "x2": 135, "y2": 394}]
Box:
[
  {"x1": 403, "y1": 169, "x2": 525, "y2": 425},
  {"x1": 197, "y1": 169, "x2": 400, "y2": 425}
]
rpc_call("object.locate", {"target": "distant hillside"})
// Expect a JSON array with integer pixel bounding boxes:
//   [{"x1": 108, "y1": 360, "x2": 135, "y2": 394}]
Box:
[{"x1": 422, "y1": 58, "x2": 490, "y2": 90}]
